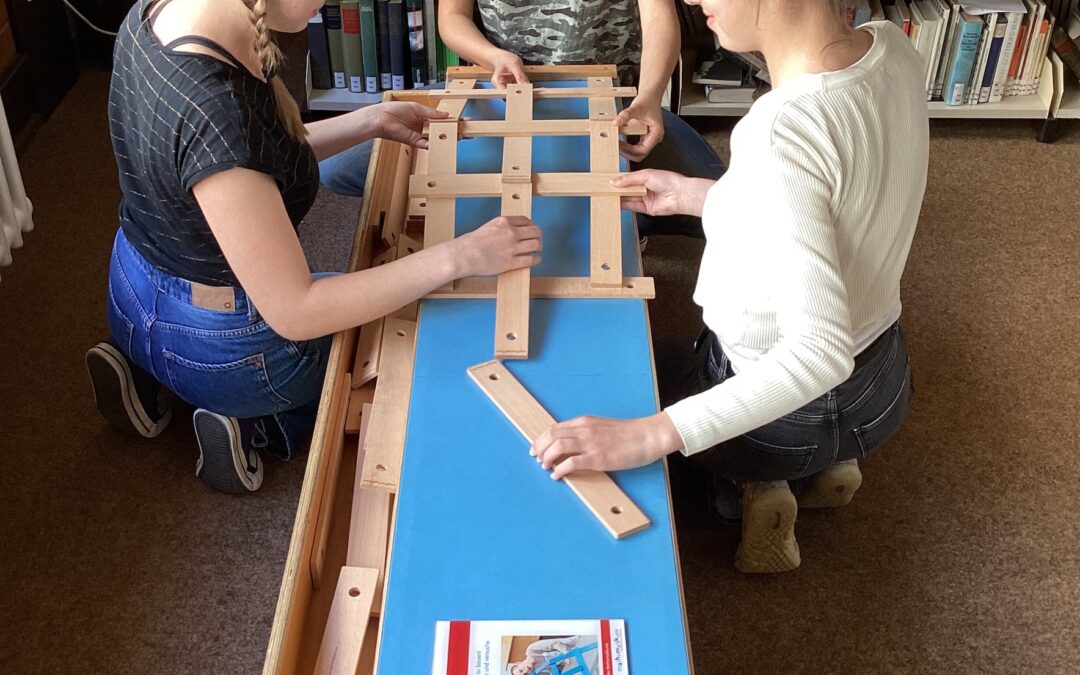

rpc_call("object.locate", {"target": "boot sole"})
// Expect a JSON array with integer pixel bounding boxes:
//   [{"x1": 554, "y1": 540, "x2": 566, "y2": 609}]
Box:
[
  {"x1": 799, "y1": 463, "x2": 863, "y2": 509},
  {"x1": 735, "y1": 487, "x2": 800, "y2": 573},
  {"x1": 86, "y1": 343, "x2": 171, "y2": 438},
  {"x1": 193, "y1": 410, "x2": 263, "y2": 494}
]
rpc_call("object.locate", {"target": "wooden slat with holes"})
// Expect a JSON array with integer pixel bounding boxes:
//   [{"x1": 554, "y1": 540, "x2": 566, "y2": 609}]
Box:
[
  {"x1": 426, "y1": 86, "x2": 638, "y2": 100},
  {"x1": 466, "y1": 360, "x2": 652, "y2": 539},
  {"x1": 309, "y1": 371, "x2": 354, "y2": 588},
  {"x1": 588, "y1": 78, "x2": 624, "y2": 287},
  {"x1": 381, "y1": 144, "x2": 414, "y2": 247},
  {"x1": 351, "y1": 318, "x2": 383, "y2": 389},
  {"x1": 344, "y1": 382, "x2": 376, "y2": 434},
  {"x1": 422, "y1": 79, "x2": 475, "y2": 255},
  {"x1": 424, "y1": 276, "x2": 655, "y2": 300},
  {"x1": 409, "y1": 173, "x2": 645, "y2": 198},
  {"x1": 348, "y1": 403, "x2": 392, "y2": 614},
  {"x1": 494, "y1": 83, "x2": 534, "y2": 360},
  {"x1": 444, "y1": 118, "x2": 647, "y2": 138},
  {"x1": 448, "y1": 64, "x2": 618, "y2": 80},
  {"x1": 312, "y1": 566, "x2": 379, "y2": 675},
  {"x1": 360, "y1": 318, "x2": 418, "y2": 492}
]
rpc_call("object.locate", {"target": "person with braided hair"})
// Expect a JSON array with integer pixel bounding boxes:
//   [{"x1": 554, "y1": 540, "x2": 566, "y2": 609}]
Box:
[{"x1": 86, "y1": 0, "x2": 542, "y2": 493}]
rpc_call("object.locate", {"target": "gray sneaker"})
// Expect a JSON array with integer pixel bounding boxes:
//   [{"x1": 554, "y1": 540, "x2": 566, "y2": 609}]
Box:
[{"x1": 192, "y1": 410, "x2": 264, "y2": 494}]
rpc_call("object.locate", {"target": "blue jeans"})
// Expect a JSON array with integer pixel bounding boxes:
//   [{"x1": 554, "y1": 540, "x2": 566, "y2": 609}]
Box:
[
  {"x1": 106, "y1": 230, "x2": 332, "y2": 459},
  {"x1": 685, "y1": 323, "x2": 914, "y2": 482},
  {"x1": 318, "y1": 108, "x2": 726, "y2": 238}
]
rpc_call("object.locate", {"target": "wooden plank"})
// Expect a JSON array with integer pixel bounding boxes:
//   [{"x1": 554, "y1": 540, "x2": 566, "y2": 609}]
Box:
[
  {"x1": 435, "y1": 77, "x2": 476, "y2": 119},
  {"x1": 360, "y1": 318, "x2": 418, "y2": 492},
  {"x1": 466, "y1": 360, "x2": 652, "y2": 539},
  {"x1": 351, "y1": 318, "x2": 383, "y2": 389},
  {"x1": 589, "y1": 77, "x2": 624, "y2": 287},
  {"x1": 410, "y1": 173, "x2": 645, "y2": 198},
  {"x1": 344, "y1": 382, "x2": 376, "y2": 434},
  {"x1": 381, "y1": 144, "x2": 414, "y2": 247},
  {"x1": 448, "y1": 118, "x2": 647, "y2": 138},
  {"x1": 424, "y1": 120, "x2": 460, "y2": 254},
  {"x1": 310, "y1": 371, "x2": 353, "y2": 588},
  {"x1": 425, "y1": 276, "x2": 655, "y2": 300},
  {"x1": 408, "y1": 147, "x2": 429, "y2": 219},
  {"x1": 348, "y1": 403, "x2": 392, "y2": 614},
  {"x1": 396, "y1": 233, "x2": 422, "y2": 257},
  {"x1": 494, "y1": 83, "x2": 534, "y2": 360},
  {"x1": 427, "y1": 86, "x2": 637, "y2": 100},
  {"x1": 312, "y1": 566, "x2": 379, "y2": 675},
  {"x1": 447, "y1": 64, "x2": 618, "y2": 80}
]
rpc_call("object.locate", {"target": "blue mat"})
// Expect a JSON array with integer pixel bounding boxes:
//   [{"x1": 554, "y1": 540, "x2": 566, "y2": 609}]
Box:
[{"x1": 377, "y1": 82, "x2": 691, "y2": 674}]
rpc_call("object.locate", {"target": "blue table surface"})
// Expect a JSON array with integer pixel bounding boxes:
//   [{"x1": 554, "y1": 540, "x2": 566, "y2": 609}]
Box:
[{"x1": 377, "y1": 82, "x2": 691, "y2": 675}]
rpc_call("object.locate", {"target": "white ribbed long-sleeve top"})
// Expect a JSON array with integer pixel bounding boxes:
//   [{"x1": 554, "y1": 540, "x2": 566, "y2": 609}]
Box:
[{"x1": 666, "y1": 22, "x2": 929, "y2": 456}]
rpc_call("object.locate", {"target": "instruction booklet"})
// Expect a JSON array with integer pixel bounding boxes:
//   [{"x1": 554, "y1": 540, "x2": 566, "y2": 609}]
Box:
[{"x1": 431, "y1": 619, "x2": 628, "y2": 675}]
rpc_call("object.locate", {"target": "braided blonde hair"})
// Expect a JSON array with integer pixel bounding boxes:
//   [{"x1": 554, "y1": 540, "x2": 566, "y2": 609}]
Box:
[{"x1": 247, "y1": 0, "x2": 307, "y2": 141}]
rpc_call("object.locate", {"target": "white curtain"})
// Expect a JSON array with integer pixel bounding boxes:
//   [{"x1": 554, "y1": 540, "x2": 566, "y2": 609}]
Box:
[{"x1": 0, "y1": 91, "x2": 34, "y2": 281}]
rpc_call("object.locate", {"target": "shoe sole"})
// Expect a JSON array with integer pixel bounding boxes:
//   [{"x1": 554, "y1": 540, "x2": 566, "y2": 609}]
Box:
[
  {"x1": 799, "y1": 463, "x2": 863, "y2": 509},
  {"x1": 85, "y1": 343, "x2": 171, "y2": 439},
  {"x1": 193, "y1": 411, "x2": 263, "y2": 494},
  {"x1": 735, "y1": 487, "x2": 801, "y2": 574}
]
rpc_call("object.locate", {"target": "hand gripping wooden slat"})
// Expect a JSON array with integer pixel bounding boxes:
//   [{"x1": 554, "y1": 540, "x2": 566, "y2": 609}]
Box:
[
  {"x1": 313, "y1": 566, "x2": 379, "y2": 675},
  {"x1": 589, "y1": 77, "x2": 623, "y2": 287},
  {"x1": 360, "y1": 318, "x2": 418, "y2": 492},
  {"x1": 494, "y1": 83, "x2": 534, "y2": 360},
  {"x1": 467, "y1": 360, "x2": 652, "y2": 539}
]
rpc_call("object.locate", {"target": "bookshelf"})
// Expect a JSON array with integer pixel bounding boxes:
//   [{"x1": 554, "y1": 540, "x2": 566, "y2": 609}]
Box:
[{"x1": 305, "y1": 54, "x2": 385, "y2": 112}]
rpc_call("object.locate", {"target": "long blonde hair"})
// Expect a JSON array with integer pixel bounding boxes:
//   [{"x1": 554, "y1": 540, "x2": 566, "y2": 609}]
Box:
[{"x1": 246, "y1": 0, "x2": 307, "y2": 141}]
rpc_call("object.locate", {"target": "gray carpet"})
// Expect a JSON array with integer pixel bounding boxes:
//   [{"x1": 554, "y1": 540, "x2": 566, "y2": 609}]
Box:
[{"x1": 1, "y1": 68, "x2": 1079, "y2": 674}]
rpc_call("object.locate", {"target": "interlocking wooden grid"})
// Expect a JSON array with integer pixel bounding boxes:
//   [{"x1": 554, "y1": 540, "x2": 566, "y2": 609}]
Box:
[{"x1": 408, "y1": 74, "x2": 652, "y2": 360}]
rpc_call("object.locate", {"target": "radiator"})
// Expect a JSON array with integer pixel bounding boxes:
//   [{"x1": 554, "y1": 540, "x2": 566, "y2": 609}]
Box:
[{"x1": 0, "y1": 92, "x2": 34, "y2": 281}]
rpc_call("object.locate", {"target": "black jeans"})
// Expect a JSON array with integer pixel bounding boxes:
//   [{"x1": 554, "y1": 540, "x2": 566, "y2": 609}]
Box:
[{"x1": 681, "y1": 323, "x2": 914, "y2": 482}]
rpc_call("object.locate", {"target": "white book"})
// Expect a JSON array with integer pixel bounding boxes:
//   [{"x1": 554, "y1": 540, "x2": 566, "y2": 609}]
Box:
[
  {"x1": 931, "y1": 1, "x2": 960, "y2": 99},
  {"x1": 968, "y1": 13, "x2": 997, "y2": 104},
  {"x1": 1008, "y1": 0, "x2": 1038, "y2": 95},
  {"x1": 918, "y1": 2, "x2": 947, "y2": 99},
  {"x1": 1018, "y1": 0, "x2": 1045, "y2": 93},
  {"x1": 990, "y1": 11, "x2": 1025, "y2": 101}
]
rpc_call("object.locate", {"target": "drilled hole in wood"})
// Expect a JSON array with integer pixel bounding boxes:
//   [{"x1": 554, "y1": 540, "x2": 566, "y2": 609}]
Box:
[
  {"x1": 506, "y1": 332, "x2": 517, "y2": 341},
  {"x1": 512, "y1": 165, "x2": 520, "y2": 171},
  {"x1": 361, "y1": 360, "x2": 370, "y2": 368},
  {"x1": 427, "y1": 181, "x2": 436, "y2": 188},
  {"x1": 600, "y1": 131, "x2": 609, "y2": 138},
  {"x1": 419, "y1": 201, "x2": 427, "y2": 207},
  {"x1": 438, "y1": 133, "x2": 448, "y2": 140},
  {"x1": 396, "y1": 330, "x2": 406, "y2": 337},
  {"x1": 514, "y1": 88, "x2": 523, "y2": 94},
  {"x1": 407, "y1": 247, "x2": 416, "y2": 253},
  {"x1": 348, "y1": 587, "x2": 360, "y2": 597},
  {"x1": 598, "y1": 112, "x2": 607, "y2": 116},
  {"x1": 611, "y1": 505, "x2": 624, "y2": 515},
  {"x1": 488, "y1": 373, "x2": 499, "y2": 381},
  {"x1": 512, "y1": 193, "x2": 521, "y2": 200},
  {"x1": 601, "y1": 263, "x2": 611, "y2": 271},
  {"x1": 625, "y1": 283, "x2": 635, "y2": 289}
]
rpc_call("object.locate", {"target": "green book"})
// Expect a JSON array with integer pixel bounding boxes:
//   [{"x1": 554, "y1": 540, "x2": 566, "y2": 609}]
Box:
[
  {"x1": 324, "y1": 0, "x2": 347, "y2": 88},
  {"x1": 359, "y1": 0, "x2": 381, "y2": 92},
  {"x1": 341, "y1": 0, "x2": 365, "y2": 93}
]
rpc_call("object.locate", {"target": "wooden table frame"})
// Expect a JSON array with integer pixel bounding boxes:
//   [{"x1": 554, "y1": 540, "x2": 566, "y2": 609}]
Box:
[{"x1": 263, "y1": 65, "x2": 692, "y2": 675}]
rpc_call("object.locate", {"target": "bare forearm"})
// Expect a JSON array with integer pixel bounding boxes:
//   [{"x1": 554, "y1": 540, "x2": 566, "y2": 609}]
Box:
[
  {"x1": 681, "y1": 177, "x2": 716, "y2": 217},
  {"x1": 304, "y1": 107, "x2": 380, "y2": 161},
  {"x1": 636, "y1": 0, "x2": 680, "y2": 104},
  {"x1": 438, "y1": 1, "x2": 502, "y2": 67}
]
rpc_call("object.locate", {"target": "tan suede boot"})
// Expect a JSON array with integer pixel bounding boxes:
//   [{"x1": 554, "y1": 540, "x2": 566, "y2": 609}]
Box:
[
  {"x1": 798, "y1": 460, "x2": 863, "y2": 509},
  {"x1": 735, "y1": 481, "x2": 800, "y2": 573}
]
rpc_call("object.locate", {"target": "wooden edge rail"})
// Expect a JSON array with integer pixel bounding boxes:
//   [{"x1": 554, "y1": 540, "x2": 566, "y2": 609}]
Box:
[
  {"x1": 312, "y1": 566, "x2": 379, "y2": 675},
  {"x1": 428, "y1": 119, "x2": 648, "y2": 138},
  {"x1": 360, "y1": 318, "x2": 419, "y2": 493},
  {"x1": 466, "y1": 360, "x2": 652, "y2": 539},
  {"x1": 447, "y1": 64, "x2": 617, "y2": 80},
  {"x1": 425, "y1": 276, "x2": 655, "y2": 300},
  {"x1": 426, "y1": 86, "x2": 638, "y2": 100}
]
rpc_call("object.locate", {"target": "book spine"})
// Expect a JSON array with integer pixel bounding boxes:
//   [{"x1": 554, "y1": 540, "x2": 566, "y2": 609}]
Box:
[
  {"x1": 1006, "y1": 16, "x2": 1031, "y2": 96},
  {"x1": 307, "y1": 12, "x2": 334, "y2": 90},
  {"x1": 389, "y1": 0, "x2": 406, "y2": 90},
  {"x1": 423, "y1": 0, "x2": 438, "y2": 84},
  {"x1": 966, "y1": 14, "x2": 993, "y2": 104},
  {"x1": 340, "y1": 0, "x2": 365, "y2": 94},
  {"x1": 980, "y1": 17, "x2": 1008, "y2": 102},
  {"x1": 376, "y1": 0, "x2": 393, "y2": 89},
  {"x1": 991, "y1": 12, "x2": 1023, "y2": 101},
  {"x1": 946, "y1": 17, "x2": 983, "y2": 105},
  {"x1": 1051, "y1": 25, "x2": 1080, "y2": 81},
  {"x1": 360, "y1": 0, "x2": 380, "y2": 92},
  {"x1": 324, "y1": 0, "x2": 347, "y2": 88},
  {"x1": 406, "y1": 0, "x2": 426, "y2": 87}
]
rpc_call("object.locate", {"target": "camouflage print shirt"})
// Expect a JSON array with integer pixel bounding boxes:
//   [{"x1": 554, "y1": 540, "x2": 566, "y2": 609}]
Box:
[{"x1": 477, "y1": 0, "x2": 642, "y2": 86}]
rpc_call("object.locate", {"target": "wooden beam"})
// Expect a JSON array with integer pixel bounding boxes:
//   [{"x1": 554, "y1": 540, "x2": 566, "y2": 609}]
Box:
[
  {"x1": 347, "y1": 403, "x2": 392, "y2": 614},
  {"x1": 351, "y1": 318, "x2": 383, "y2": 389},
  {"x1": 443, "y1": 118, "x2": 648, "y2": 138},
  {"x1": 466, "y1": 360, "x2": 652, "y2": 539},
  {"x1": 380, "y1": 144, "x2": 414, "y2": 247},
  {"x1": 424, "y1": 276, "x2": 654, "y2": 300},
  {"x1": 447, "y1": 64, "x2": 618, "y2": 80},
  {"x1": 344, "y1": 382, "x2": 376, "y2": 434},
  {"x1": 421, "y1": 78, "x2": 473, "y2": 255},
  {"x1": 312, "y1": 566, "x2": 379, "y2": 675},
  {"x1": 361, "y1": 318, "x2": 418, "y2": 492},
  {"x1": 409, "y1": 173, "x2": 645, "y2": 198},
  {"x1": 426, "y1": 86, "x2": 638, "y2": 100},
  {"x1": 589, "y1": 78, "x2": 624, "y2": 287},
  {"x1": 309, "y1": 371, "x2": 353, "y2": 588}
]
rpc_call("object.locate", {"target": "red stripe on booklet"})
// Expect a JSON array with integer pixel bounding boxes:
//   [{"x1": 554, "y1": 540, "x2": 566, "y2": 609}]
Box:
[
  {"x1": 601, "y1": 619, "x2": 613, "y2": 675},
  {"x1": 447, "y1": 621, "x2": 471, "y2": 675}
]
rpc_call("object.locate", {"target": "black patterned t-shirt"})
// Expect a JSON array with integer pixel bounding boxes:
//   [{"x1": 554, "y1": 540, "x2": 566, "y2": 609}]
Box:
[
  {"x1": 109, "y1": 0, "x2": 318, "y2": 287},
  {"x1": 476, "y1": 0, "x2": 642, "y2": 86}
]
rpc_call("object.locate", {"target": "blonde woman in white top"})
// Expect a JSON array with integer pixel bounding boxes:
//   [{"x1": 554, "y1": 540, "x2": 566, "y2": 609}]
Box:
[{"x1": 531, "y1": 0, "x2": 929, "y2": 572}]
